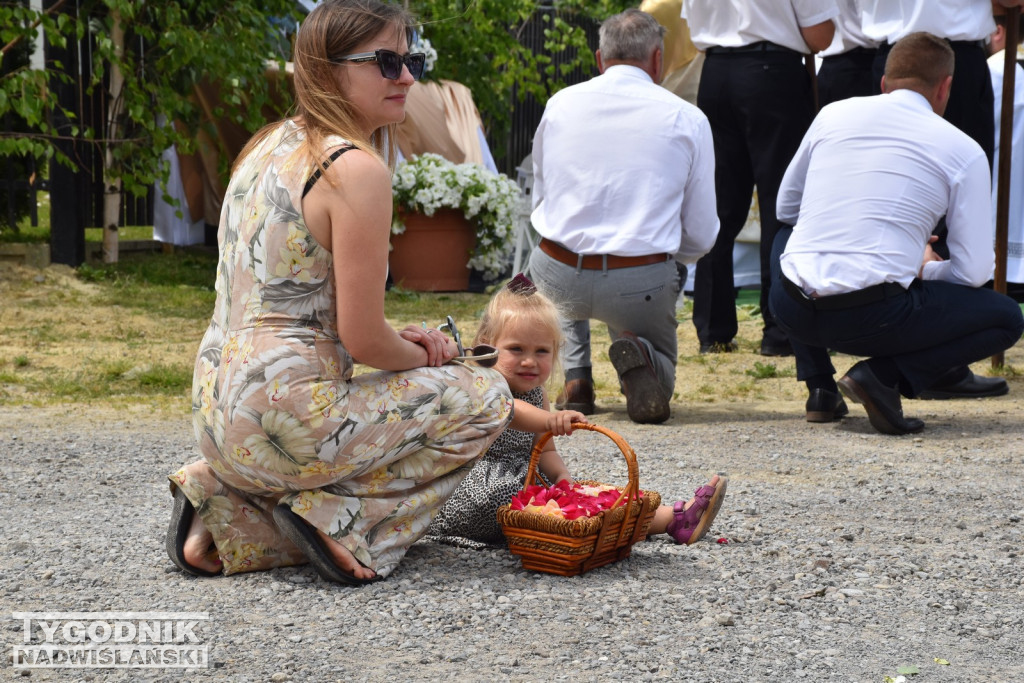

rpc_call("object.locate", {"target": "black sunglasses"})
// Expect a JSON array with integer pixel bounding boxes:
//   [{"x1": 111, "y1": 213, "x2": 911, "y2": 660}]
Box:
[{"x1": 331, "y1": 49, "x2": 426, "y2": 81}]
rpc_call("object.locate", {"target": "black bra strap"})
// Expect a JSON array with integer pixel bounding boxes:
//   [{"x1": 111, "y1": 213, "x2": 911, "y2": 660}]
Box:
[{"x1": 302, "y1": 146, "x2": 353, "y2": 198}]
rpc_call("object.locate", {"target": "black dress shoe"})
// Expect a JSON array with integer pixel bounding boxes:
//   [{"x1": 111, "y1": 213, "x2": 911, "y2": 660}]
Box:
[
  {"x1": 916, "y1": 371, "x2": 1009, "y2": 400},
  {"x1": 837, "y1": 361, "x2": 924, "y2": 435},
  {"x1": 609, "y1": 332, "x2": 670, "y2": 424},
  {"x1": 556, "y1": 378, "x2": 595, "y2": 414},
  {"x1": 760, "y1": 339, "x2": 794, "y2": 357},
  {"x1": 805, "y1": 388, "x2": 849, "y2": 423},
  {"x1": 699, "y1": 340, "x2": 738, "y2": 354}
]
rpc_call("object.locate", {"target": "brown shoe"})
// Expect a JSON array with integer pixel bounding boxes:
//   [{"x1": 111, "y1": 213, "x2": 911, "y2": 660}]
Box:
[
  {"x1": 556, "y1": 378, "x2": 595, "y2": 414},
  {"x1": 609, "y1": 331, "x2": 670, "y2": 424}
]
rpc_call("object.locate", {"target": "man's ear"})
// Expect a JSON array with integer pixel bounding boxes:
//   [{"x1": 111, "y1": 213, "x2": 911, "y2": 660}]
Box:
[
  {"x1": 652, "y1": 46, "x2": 664, "y2": 83},
  {"x1": 938, "y1": 74, "x2": 953, "y2": 102},
  {"x1": 596, "y1": 49, "x2": 605, "y2": 73},
  {"x1": 880, "y1": 74, "x2": 887, "y2": 93},
  {"x1": 933, "y1": 74, "x2": 953, "y2": 115},
  {"x1": 991, "y1": 24, "x2": 1006, "y2": 54}
]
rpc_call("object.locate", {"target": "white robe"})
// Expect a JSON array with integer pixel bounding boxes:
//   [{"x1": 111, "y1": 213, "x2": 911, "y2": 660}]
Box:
[{"x1": 989, "y1": 51, "x2": 1024, "y2": 284}]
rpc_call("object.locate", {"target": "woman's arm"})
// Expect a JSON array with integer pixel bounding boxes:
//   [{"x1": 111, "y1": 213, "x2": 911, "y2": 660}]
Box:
[{"x1": 303, "y1": 149, "x2": 455, "y2": 370}]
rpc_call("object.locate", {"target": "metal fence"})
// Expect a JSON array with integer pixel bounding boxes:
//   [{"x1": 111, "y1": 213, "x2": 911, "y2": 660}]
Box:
[
  {"x1": 2, "y1": 2, "x2": 597, "y2": 264},
  {"x1": 492, "y1": 8, "x2": 601, "y2": 177}
]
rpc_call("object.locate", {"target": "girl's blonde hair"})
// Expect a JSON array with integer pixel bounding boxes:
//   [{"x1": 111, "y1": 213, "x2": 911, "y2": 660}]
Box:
[
  {"x1": 475, "y1": 278, "x2": 565, "y2": 382},
  {"x1": 233, "y1": 0, "x2": 413, "y2": 177}
]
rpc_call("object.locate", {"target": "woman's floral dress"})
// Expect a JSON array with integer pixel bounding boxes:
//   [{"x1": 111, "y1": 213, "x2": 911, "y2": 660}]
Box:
[{"x1": 169, "y1": 120, "x2": 513, "y2": 578}]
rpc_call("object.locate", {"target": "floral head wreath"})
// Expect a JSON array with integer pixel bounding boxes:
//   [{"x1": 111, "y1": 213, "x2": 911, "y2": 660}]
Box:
[{"x1": 506, "y1": 273, "x2": 537, "y2": 295}]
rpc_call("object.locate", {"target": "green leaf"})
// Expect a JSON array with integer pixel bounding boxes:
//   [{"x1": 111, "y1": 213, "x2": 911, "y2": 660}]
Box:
[
  {"x1": 896, "y1": 665, "x2": 920, "y2": 675},
  {"x1": 934, "y1": 658, "x2": 950, "y2": 666}
]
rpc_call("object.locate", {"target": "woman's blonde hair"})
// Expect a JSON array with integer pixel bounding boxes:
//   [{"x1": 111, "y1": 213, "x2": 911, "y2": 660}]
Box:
[
  {"x1": 234, "y1": 0, "x2": 413, "y2": 176},
  {"x1": 475, "y1": 277, "x2": 565, "y2": 383}
]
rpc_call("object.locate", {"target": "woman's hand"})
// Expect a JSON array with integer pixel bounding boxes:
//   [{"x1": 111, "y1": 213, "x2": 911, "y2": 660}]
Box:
[
  {"x1": 399, "y1": 325, "x2": 457, "y2": 367},
  {"x1": 545, "y1": 410, "x2": 587, "y2": 437}
]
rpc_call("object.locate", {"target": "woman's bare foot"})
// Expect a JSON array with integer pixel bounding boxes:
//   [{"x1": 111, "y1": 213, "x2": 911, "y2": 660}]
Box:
[
  {"x1": 315, "y1": 528, "x2": 377, "y2": 581},
  {"x1": 182, "y1": 511, "x2": 222, "y2": 574},
  {"x1": 648, "y1": 474, "x2": 722, "y2": 536}
]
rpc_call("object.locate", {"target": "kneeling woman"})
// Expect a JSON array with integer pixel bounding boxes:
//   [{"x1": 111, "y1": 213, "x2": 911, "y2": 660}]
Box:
[{"x1": 165, "y1": 0, "x2": 512, "y2": 585}]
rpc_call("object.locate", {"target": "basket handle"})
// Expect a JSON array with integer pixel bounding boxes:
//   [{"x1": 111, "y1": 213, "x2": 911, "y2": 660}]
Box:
[{"x1": 524, "y1": 423, "x2": 641, "y2": 507}]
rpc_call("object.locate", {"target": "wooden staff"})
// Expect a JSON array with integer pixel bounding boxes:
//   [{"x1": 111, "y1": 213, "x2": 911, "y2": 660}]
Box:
[
  {"x1": 805, "y1": 54, "x2": 819, "y2": 113},
  {"x1": 993, "y1": 4, "x2": 1021, "y2": 368}
]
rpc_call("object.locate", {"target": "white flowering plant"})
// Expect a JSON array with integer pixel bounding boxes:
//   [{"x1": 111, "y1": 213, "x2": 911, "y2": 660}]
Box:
[{"x1": 391, "y1": 153, "x2": 521, "y2": 280}]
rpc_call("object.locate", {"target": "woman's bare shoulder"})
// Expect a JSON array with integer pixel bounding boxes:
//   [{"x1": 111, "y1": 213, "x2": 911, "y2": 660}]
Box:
[{"x1": 323, "y1": 147, "x2": 390, "y2": 189}]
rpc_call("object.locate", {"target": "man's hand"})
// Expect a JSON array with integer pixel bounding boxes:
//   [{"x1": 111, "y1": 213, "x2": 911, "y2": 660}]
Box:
[{"x1": 919, "y1": 235, "x2": 943, "y2": 277}]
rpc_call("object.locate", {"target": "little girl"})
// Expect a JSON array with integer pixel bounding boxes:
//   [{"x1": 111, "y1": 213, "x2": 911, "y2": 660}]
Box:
[{"x1": 428, "y1": 274, "x2": 727, "y2": 548}]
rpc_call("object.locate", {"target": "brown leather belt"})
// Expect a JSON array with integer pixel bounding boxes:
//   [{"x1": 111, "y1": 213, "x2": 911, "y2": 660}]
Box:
[{"x1": 539, "y1": 238, "x2": 671, "y2": 270}]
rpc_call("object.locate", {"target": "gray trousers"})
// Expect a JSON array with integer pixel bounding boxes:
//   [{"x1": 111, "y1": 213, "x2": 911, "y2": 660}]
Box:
[{"x1": 528, "y1": 248, "x2": 680, "y2": 395}]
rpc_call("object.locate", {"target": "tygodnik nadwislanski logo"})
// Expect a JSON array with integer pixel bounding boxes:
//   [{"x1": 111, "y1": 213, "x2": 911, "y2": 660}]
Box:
[{"x1": 10, "y1": 612, "x2": 209, "y2": 669}]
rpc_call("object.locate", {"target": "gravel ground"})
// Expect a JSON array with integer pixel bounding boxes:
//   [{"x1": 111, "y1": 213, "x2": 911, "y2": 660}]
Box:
[{"x1": 2, "y1": 397, "x2": 1023, "y2": 682}]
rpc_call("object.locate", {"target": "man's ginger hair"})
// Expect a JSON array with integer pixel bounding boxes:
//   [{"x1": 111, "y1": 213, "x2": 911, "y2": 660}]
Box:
[{"x1": 883, "y1": 32, "x2": 955, "y2": 94}]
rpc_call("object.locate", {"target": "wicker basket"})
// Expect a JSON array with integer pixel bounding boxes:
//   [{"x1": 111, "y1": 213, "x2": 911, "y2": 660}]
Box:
[{"x1": 496, "y1": 423, "x2": 661, "y2": 576}]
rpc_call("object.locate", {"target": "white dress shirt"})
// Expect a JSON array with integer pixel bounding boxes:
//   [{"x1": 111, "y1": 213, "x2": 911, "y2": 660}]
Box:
[
  {"x1": 860, "y1": 0, "x2": 996, "y2": 43},
  {"x1": 989, "y1": 51, "x2": 1024, "y2": 283},
  {"x1": 530, "y1": 64, "x2": 719, "y2": 262},
  {"x1": 681, "y1": 0, "x2": 839, "y2": 54},
  {"x1": 778, "y1": 89, "x2": 993, "y2": 294},
  {"x1": 820, "y1": 0, "x2": 880, "y2": 56}
]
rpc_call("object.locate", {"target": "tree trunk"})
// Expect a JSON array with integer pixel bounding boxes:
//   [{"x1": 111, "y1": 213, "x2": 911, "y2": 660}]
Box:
[{"x1": 102, "y1": 7, "x2": 125, "y2": 264}]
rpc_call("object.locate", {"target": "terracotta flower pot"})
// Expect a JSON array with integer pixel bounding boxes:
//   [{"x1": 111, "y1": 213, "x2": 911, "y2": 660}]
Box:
[{"x1": 389, "y1": 209, "x2": 477, "y2": 292}]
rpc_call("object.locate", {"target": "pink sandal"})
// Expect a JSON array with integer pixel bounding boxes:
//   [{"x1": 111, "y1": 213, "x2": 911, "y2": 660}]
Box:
[{"x1": 666, "y1": 476, "x2": 728, "y2": 545}]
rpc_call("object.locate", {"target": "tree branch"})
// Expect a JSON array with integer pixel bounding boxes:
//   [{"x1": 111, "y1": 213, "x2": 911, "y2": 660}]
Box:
[{"x1": 0, "y1": 0, "x2": 69, "y2": 58}]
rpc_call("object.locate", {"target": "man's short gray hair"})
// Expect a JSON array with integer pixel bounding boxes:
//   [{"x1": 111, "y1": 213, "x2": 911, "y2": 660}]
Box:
[{"x1": 598, "y1": 8, "x2": 665, "y2": 63}]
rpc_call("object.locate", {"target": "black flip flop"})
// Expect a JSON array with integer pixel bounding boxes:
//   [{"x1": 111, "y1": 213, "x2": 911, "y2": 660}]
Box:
[
  {"x1": 272, "y1": 505, "x2": 379, "y2": 587},
  {"x1": 166, "y1": 487, "x2": 220, "y2": 577}
]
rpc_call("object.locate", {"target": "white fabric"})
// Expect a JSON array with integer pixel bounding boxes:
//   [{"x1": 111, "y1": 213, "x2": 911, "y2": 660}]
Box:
[
  {"x1": 820, "y1": 0, "x2": 880, "y2": 56},
  {"x1": 860, "y1": 0, "x2": 996, "y2": 43},
  {"x1": 393, "y1": 126, "x2": 497, "y2": 174},
  {"x1": 681, "y1": 0, "x2": 839, "y2": 54},
  {"x1": 153, "y1": 144, "x2": 206, "y2": 246},
  {"x1": 989, "y1": 51, "x2": 1024, "y2": 284},
  {"x1": 778, "y1": 89, "x2": 993, "y2": 295},
  {"x1": 530, "y1": 64, "x2": 719, "y2": 263}
]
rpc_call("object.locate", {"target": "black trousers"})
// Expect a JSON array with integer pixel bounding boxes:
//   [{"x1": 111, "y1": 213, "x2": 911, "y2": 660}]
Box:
[
  {"x1": 817, "y1": 47, "x2": 878, "y2": 108},
  {"x1": 693, "y1": 50, "x2": 815, "y2": 346}
]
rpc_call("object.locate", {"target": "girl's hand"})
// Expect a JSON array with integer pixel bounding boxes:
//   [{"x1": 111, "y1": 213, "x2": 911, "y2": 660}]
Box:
[
  {"x1": 546, "y1": 410, "x2": 587, "y2": 436},
  {"x1": 399, "y1": 325, "x2": 456, "y2": 367}
]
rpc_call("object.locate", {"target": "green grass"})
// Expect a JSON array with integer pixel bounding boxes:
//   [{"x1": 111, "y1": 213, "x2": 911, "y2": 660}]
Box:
[
  {"x1": 383, "y1": 284, "x2": 492, "y2": 331},
  {"x1": 78, "y1": 249, "x2": 219, "y2": 319},
  {"x1": 2, "y1": 189, "x2": 153, "y2": 243}
]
